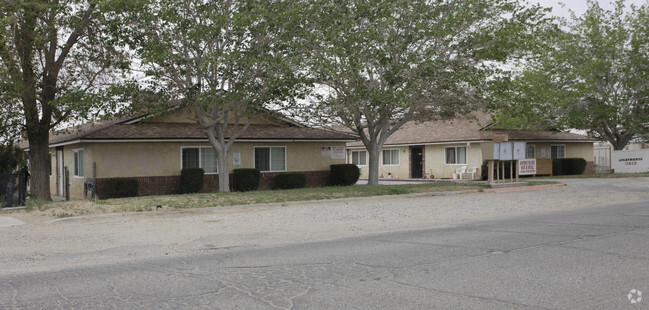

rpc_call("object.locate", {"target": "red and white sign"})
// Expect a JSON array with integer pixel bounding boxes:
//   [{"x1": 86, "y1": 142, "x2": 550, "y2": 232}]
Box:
[{"x1": 518, "y1": 159, "x2": 537, "y2": 175}]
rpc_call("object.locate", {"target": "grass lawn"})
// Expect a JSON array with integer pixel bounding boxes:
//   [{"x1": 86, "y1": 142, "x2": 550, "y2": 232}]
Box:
[{"x1": 8, "y1": 182, "x2": 495, "y2": 219}]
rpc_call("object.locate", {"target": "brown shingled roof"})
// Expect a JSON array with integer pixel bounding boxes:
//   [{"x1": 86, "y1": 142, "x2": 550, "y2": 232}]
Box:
[
  {"x1": 83, "y1": 122, "x2": 357, "y2": 141},
  {"x1": 347, "y1": 113, "x2": 594, "y2": 147},
  {"x1": 27, "y1": 118, "x2": 356, "y2": 148}
]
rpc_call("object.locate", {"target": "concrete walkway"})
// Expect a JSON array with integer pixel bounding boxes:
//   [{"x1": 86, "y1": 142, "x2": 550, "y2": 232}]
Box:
[
  {"x1": 0, "y1": 216, "x2": 25, "y2": 227},
  {"x1": 356, "y1": 178, "x2": 474, "y2": 185}
]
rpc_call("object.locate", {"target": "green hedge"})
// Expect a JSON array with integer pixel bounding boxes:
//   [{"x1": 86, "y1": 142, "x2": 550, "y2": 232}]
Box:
[
  {"x1": 179, "y1": 168, "x2": 204, "y2": 194},
  {"x1": 552, "y1": 158, "x2": 587, "y2": 175},
  {"x1": 274, "y1": 173, "x2": 307, "y2": 189},
  {"x1": 330, "y1": 164, "x2": 360, "y2": 186},
  {"x1": 232, "y1": 168, "x2": 261, "y2": 192},
  {"x1": 103, "y1": 178, "x2": 139, "y2": 198}
]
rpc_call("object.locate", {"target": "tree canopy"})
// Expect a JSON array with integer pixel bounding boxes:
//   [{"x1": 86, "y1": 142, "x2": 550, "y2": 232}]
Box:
[
  {"x1": 133, "y1": 0, "x2": 309, "y2": 192},
  {"x1": 494, "y1": 0, "x2": 649, "y2": 150},
  {"x1": 304, "y1": 0, "x2": 549, "y2": 184},
  {"x1": 0, "y1": 143, "x2": 27, "y2": 174},
  {"x1": 0, "y1": 0, "x2": 140, "y2": 199}
]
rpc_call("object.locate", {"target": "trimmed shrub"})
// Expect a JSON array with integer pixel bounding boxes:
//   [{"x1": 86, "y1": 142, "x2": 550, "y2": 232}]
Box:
[
  {"x1": 104, "y1": 178, "x2": 139, "y2": 198},
  {"x1": 232, "y1": 168, "x2": 261, "y2": 192},
  {"x1": 553, "y1": 158, "x2": 587, "y2": 175},
  {"x1": 274, "y1": 173, "x2": 307, "y2": 189},
  {"x1": 179, "y1": 168, "x2": 204, "y2": 194},
  {"x1": 330, "y1": 164, "x2": 360, "y2": 186}
]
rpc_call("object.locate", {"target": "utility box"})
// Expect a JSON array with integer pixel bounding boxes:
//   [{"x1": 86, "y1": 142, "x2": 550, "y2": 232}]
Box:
[
  {"x1": 513, "y1": 141, "x2": 527, "y2": 160},
  {"x1": 499, "y1": 142, "x2": 513, "y2": 161},
  {"x1": 481, "y1": 142, "x2": 500, "y2": 160}
]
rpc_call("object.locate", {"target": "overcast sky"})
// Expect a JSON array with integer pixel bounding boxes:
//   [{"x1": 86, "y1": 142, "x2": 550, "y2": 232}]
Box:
[{"x1": 534, "y1": 0, "x2": 648, "y2": 18}]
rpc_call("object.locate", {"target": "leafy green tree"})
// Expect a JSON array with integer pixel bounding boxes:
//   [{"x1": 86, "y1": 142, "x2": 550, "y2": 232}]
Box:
[
  {"x1": 0, "y1": 143, "x2": 27, "y2": 174},
  {"x1": 494, "y1": 0, "x2": 649, "y2": 150},
  {"x1": 134, "y1": 0, "x2": 307, "y2": 192},
  {"x1": 304, "y1": 0, "x2": 548, "y2": 185},
  {"x1": 0, "y1": 1, "x2": 140, "y2": 199}
]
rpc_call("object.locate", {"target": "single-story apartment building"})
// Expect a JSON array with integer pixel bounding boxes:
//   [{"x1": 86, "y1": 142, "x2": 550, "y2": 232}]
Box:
[
  {"x1": 346, "y1": 114, "x2": 596, "y2": 180},
  {"x1": 25, "y1": 109, "x2": 357, "y2": 199}
]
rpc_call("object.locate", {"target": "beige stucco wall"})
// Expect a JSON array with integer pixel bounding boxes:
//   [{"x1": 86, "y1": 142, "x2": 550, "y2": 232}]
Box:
[
  {"x1": 48, "y1": 144, "x2": 95, "y2": 199},
  {"x1": 525, "y1": 142, "x2": 593, "y2": 161},
  {"x1": 349, "y1": 141, "x2": 594, "y2": 180},
  {"x1": 349, "y1": 146, "x2": 410, "y2": 179},
  {"x1": 88, "y1": 141, "x2": 347, "y2": 178},
  {"x1": 51, "y1": 141, "x2": 348, "y2": 199},
  {"x1": 425, "y1": 143, "x2": 484, "y2": 179}
]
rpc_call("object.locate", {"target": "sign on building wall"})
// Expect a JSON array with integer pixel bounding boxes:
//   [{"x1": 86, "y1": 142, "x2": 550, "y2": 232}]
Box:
[
  {"x1": 518, "y1": 159, "x2": 537, "y2": 175},
  {"x1": 611, "y1": 149, "x2": 649, "y2": 173},
  {"x1": 232, "y1": 152, "x2": 242, "y2": 166},
  {"x1": 331, "y1": 146, "x2": 346, "y2": 159},
  {"x1": 322, "y1": 146, "x2": 346, "y2": 159}
]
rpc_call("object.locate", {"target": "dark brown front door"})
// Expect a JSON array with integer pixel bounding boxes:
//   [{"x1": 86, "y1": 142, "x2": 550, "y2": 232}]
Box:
[{"x1": 411, "y1": 147, "x2": 423, "y2": 178}]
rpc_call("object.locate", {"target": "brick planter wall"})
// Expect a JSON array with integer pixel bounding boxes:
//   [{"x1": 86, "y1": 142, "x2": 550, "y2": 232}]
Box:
[{"x1": 96, "y1": 170, "x2": 331, "y2": 198}]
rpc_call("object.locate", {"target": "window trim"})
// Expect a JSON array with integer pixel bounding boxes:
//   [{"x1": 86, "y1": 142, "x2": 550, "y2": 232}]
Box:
[
  {"x1": 444, "y1": 146, "x2": 468, "y2": 165},
  {"x1": 550, "y1": 144, "x2": 566, "y2": 159},
  {"x1": 73, "y1": 148, "x2": 84, "y2": 178},
  {"x1": 180, "y1": 146, "x2": 219, "y2": 174},
  {"x1": 254, "y1": 146, "x2": 287, "y2": 172},
  {"x1": 381, "y1": 149, "x2": 400, "y2": 166},
  {"x1": 351, "y1": 150, "x2": 367, "y2": 166},
  {"x1": 526, "y1": 145, "x2": 536, "y2": 159}
]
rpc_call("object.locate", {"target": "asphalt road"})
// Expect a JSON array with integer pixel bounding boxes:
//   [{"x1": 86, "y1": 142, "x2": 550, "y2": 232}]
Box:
[{"x1": 2, "y1": 199, "x2": 648, "y2": 309}]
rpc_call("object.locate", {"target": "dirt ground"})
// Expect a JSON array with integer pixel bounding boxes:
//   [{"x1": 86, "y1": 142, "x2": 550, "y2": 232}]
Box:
[{"x1": 1, "y1": 178, "x2": 648, "y2": 275}]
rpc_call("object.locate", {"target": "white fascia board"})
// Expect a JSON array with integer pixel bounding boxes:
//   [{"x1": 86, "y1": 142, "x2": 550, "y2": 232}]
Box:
[
  {"x1": 48, "y1": 139, "x2": 83, "y2": 148},
  {"x1": 345, "y1": 139, "x2": 593, "y2": 150},
  {"x1": 519, "y1": 140, "x2": 595, "y2": 143},
  {"x1": 346, "y1": 140, "x2": 489, "y2": 149}
]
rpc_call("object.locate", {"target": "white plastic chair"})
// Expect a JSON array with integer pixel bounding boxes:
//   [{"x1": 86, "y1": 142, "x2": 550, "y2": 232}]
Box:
[
  {"x1": 457, "y1": 166, "x2": 467, "y2": 180},
  {"x1": 464, "y1": 167, "x2": 478, "y2": 179}
]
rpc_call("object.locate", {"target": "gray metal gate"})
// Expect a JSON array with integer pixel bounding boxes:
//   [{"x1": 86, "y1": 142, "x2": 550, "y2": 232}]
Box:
[{"x1": 0, "y1": 173, "x2": 26, "y2": 208}]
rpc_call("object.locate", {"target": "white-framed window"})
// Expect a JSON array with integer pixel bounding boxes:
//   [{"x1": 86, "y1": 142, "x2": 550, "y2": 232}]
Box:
[
  {"x1": 181, "y1": 147, "x2": 218, "y2": 173},
  {"x1": 382, "y1": 149, "x2": 400, "y2": 166},
  {"x1": 254, "y1": 146, "x2": 286, "y2": 172},
  {"x1": 351, "y1": 150, "x2": 367, "y2": 166},
  {"x1": 445, "y1": 146, "x2": 467, "y2": 165},
  {"x1": 551, "y1": 145, "x2": 566, "y2": 159},
  {"x1": 73, "y1": 149, "x2": 84, "y2": 177},
  {"x1": 526, "y1": 145, "x2": 536, "y2": 159}
]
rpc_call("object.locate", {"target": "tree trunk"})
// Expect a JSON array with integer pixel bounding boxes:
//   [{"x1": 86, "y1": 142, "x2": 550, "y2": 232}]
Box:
[
  {"x1": 367, "y1": 144, "x2": 381, "y2": 186},
  {"x1": 611, "y1": 132, "x2": 635, "y2": 151},
  {"x1": 28, "y1": 131, "x2": 52, "y2": 201},
  {"x1": 217, "y1": 147, "x2": 230, "y2": 192}
]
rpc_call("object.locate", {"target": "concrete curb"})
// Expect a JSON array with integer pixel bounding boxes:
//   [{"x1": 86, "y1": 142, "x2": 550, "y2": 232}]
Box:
[{"x1": 45, "y1": 183, "x2": 566, "y2": 224}]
